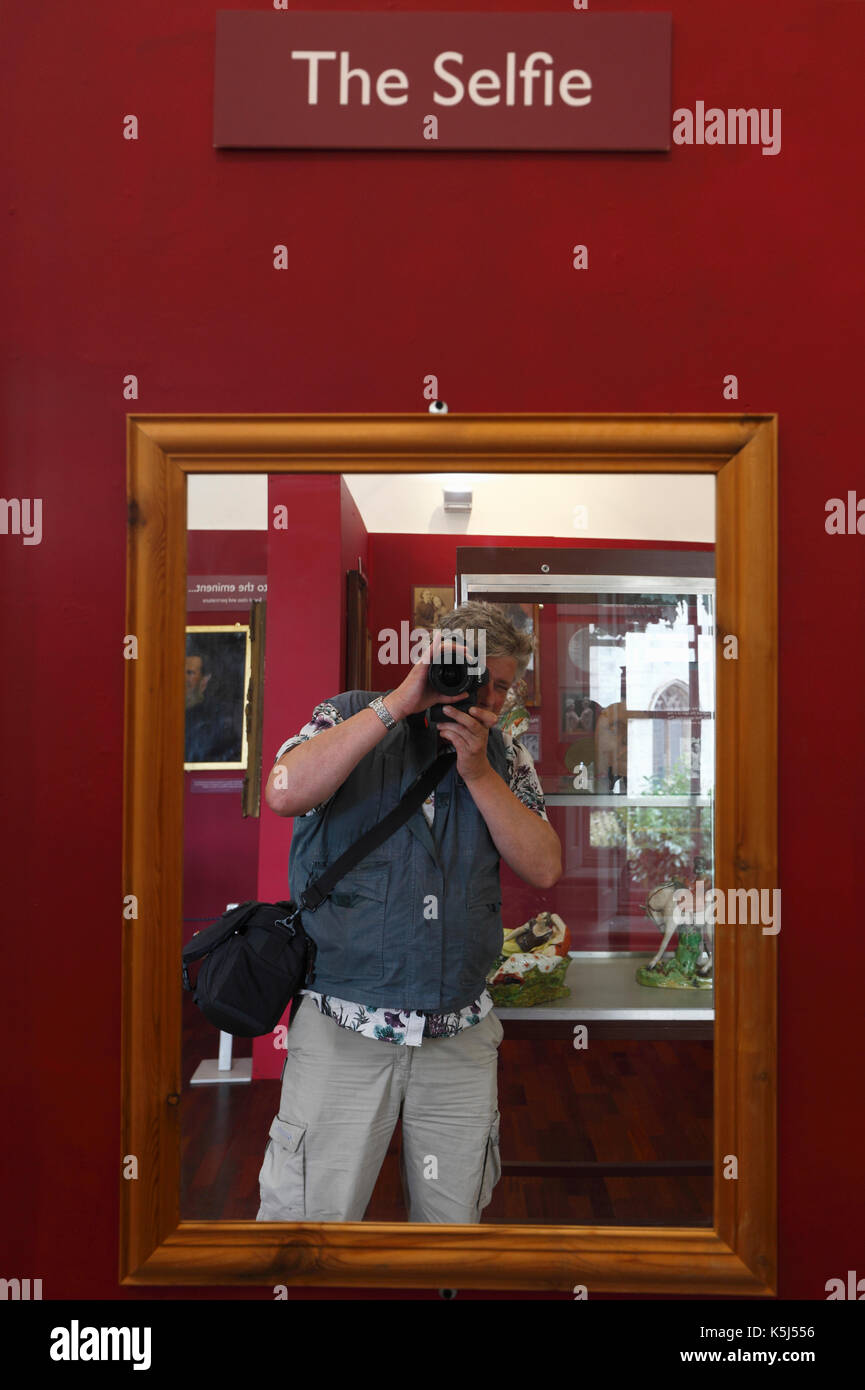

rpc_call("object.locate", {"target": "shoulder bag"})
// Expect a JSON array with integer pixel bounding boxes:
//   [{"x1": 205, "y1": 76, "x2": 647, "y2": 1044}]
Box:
[{"x1": 181, "y1": 748, "x2": 456, "y2": 1037}]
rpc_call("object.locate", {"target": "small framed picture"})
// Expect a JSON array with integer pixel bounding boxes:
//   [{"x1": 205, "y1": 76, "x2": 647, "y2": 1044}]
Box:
[
  {"x1": 411, "y1": 585, "x2": 455, "y2": 632},
  {"x1": 561, "y1": 691, "x2": 598, "y2": 740},
  {"x1": 521, "y1": 717, "x2": 541, "y2": 763},
  {"x1": 184, "y1": 625, "x2": 251, "y2": 769}
]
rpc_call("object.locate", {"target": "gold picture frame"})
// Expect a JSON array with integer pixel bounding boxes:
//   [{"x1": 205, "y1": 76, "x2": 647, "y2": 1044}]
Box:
[
  {"x1": 411, "y1": 584, "x2": 455, "y2": 633},
  {"x1": 183, "y1": 624, "x2": 251, "y2": 771},
  {"x1": 122, "y1": 412, "x2": 777, "y2": 1294}
]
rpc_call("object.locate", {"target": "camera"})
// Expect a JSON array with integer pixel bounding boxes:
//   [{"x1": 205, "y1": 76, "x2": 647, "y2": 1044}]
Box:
[{"x1": 428, "y1": 655, "x2": 489, "y2": 724}]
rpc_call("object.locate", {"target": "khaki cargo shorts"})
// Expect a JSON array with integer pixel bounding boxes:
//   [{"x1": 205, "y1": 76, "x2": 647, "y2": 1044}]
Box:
[{"x1": 257, "y1": 995, "x2": 503, "y2": 1223}]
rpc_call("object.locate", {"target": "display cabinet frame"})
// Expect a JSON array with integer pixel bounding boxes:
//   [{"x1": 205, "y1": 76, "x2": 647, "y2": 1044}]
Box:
[
  {"x1": 122, "y1": 412, "x2": 777, "y2": 1294},
  {"x1": 459, "y1": 549, "x2": 718, "y2": 957}
]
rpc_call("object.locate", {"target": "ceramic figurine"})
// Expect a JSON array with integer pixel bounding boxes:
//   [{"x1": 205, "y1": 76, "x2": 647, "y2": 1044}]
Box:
[
  {"x1": 635, "y1": 877, "x2": 713, "y2": 990},
  {"x1": 487, "y1": 911, "x2": 571, "y2": 1006},
  {"x1": 498, "y1": 677, "x2": 530, "y2": 742}
]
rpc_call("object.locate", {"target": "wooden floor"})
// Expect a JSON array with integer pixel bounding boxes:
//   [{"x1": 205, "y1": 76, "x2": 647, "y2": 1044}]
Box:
[{"x1": 181, "y1": 998, "x2": 713, "y2": 1226}]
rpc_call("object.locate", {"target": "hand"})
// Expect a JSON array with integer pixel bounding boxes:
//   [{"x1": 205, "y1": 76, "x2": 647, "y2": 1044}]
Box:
[
  {"x1": 434, "y1": 703, "x2": 498, "y2": 784},
  {"x1": 387, "y1": 632, "x2": 472, "y2": 720}
]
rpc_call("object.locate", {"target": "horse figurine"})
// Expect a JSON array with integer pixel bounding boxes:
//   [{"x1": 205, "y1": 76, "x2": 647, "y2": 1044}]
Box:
[{"x1": 635, "y1": 876, "x2": 713, "y2": 990}]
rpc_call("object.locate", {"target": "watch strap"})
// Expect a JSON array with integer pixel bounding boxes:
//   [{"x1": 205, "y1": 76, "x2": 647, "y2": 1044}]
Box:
[{"x1": 369, "y1": 695, "x2": 397, "y2": 729}]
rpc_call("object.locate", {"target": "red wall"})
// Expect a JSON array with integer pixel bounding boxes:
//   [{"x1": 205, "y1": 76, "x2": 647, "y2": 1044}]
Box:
[
  {"x1": 3, "y1": 0, "x2": 864, "y2": 1299},
  {"x1": 339, "y1": 475, "x2": 370, "y2": 640},
  {"x1": 183, "y1": 530, "x2": 267, "y2": 936},
  {"x1": 253, "y1": 475, "x2": 369, "y2": 1079},
  {"x1": 256, "y1": 475, "x2": 348, "y2": 903}
]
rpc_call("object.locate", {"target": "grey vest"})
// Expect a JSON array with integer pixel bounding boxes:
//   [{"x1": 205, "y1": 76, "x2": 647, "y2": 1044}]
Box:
[{"x1": 288, "y1": 690, "x2": 510, "y2": 1012}]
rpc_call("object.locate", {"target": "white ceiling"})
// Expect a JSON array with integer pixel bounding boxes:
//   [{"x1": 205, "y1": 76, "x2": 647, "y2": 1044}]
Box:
[{"x1": 188, "y1": 472, "x2": 714, "y2": 541}]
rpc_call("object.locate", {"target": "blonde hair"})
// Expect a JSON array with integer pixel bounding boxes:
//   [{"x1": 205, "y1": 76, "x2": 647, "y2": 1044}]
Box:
[{"x1": 434, "y1": 600, "x2": 533, "y2": 679}]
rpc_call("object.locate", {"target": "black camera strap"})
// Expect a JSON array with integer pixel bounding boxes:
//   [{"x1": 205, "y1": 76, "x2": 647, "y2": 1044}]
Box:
[{"x1": 298, "y1": 747, "x2": 457, "y2": 912}]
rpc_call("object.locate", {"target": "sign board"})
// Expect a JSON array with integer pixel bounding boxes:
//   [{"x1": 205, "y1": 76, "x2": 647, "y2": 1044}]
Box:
[
  {"x1": 214, "y1": 11, "x2": 672, "y2": 151},
  {"x1": 187, "y1": 575, "x2": 267, "y2": 610}
]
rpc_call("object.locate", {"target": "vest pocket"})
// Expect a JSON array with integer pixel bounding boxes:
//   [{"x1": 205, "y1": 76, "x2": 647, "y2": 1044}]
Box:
[
  {"x1": 304, "y1": 858, "x2": 389, "y2": 983},
  {"x1": 458, "y1": 887, "x2": 504, "y2": 995}
]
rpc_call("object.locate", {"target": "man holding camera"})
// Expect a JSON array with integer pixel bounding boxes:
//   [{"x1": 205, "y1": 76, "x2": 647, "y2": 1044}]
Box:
[{"x1": 256, "y1": 602, "x2": 562, "y2": 1224}]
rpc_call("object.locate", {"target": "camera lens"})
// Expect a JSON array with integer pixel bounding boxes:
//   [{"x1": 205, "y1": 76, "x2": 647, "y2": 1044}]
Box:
[
  {"x1": 434, "y1": 663, "x2": 467, "y2": 690},
  {"x1": 428, "y1": 661, "x2": 470, "y2": 694}
]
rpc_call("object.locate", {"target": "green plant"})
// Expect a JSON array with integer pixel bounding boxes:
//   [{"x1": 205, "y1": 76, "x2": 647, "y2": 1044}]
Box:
[{"x1": 593, "y1": 756, "x2": 713, "y2": 891}]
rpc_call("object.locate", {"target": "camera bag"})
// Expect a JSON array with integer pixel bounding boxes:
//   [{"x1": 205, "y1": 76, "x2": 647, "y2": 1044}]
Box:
[{"x1": 182, "y1": 747, "x2": 456, "y2": 1037}]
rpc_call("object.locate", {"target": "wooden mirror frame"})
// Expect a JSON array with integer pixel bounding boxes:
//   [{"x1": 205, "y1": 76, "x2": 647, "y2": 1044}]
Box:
[{"x1": 122, "y1": 413, "x2": 777, "y2": 1294}]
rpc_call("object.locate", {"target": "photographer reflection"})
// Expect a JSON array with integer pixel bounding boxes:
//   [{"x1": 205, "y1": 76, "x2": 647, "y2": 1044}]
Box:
[{"x1": 257, "y1": 602, "x2": 562, "y2": 1224}]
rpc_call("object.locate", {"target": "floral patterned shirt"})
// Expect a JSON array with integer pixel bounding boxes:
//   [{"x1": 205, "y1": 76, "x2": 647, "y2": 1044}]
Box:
[{"x1": 274, "y1": 697, "x2": 548, "y2": 1045}]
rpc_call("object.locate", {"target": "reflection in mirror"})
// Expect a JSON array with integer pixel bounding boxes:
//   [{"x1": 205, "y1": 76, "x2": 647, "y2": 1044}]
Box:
[{"x1": 181, "y1": 471, "x2": 715, "y2": 1227}]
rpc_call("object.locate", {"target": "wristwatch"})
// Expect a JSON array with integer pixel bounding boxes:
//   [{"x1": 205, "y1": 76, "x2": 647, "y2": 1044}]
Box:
[{"x1": 369, "y1": 695, "x2": 397, "y2": 729}]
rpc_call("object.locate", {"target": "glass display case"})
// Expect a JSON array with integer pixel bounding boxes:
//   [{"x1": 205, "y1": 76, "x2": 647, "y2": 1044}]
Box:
[{"x1": 458, "y1": 546, "x2": 715, "y2": 1033}]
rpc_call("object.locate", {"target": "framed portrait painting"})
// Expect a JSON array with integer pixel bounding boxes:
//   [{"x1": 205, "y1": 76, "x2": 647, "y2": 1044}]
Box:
[
  {"x1": 184, "y1": 625, "x2": 251, "y2": 770},
  {"x1": 411, "y1": 584, "x2": 454, "y2": 632}
]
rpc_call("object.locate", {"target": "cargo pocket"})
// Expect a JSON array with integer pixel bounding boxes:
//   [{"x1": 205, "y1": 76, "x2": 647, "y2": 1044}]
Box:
[
  {"x1": 476, "y1": 1109, "x2": 502, "y2": 1215},
  {"x1": 258, "y1": 1116, "x2": 307, "y2": 1221}
]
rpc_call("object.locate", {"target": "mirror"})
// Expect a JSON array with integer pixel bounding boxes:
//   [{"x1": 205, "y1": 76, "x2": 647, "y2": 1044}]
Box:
[
  {"x1": 181, "y1": 469, "x2": 717, "y2": 1227},
  {"x1": 122, "y1": 412, "x2": 777, "y2": 1293}
]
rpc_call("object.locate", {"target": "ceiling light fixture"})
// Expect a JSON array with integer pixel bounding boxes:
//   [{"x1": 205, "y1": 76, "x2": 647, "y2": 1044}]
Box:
[{"x1": 443, "y1": 489, "x2": 473, "y2": 513}]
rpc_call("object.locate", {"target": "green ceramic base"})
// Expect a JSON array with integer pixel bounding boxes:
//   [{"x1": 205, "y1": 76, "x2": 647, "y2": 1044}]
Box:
[{"x1": 636, "y1": 965, "x2": 713, "y2": 990}]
